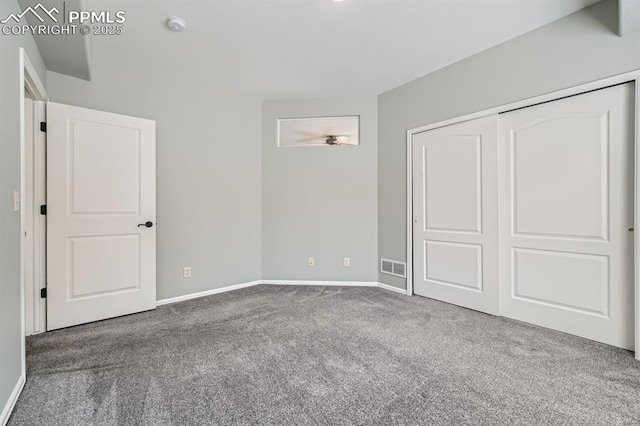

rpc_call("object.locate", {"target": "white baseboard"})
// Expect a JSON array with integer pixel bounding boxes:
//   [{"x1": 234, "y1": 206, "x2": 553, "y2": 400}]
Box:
[
  {"x1": 261, "y1": 280, "x2": 379, "y2": 287},
  {"x1": 1, "y1": 374, "x2": 25, "y2": 426},
  {"x1": 377, "y1": 282, "x2": 409, "y2": 295},
  {"x1": 156, "y1": 280, "x2": 262, "y2": 306},
  {"x1": 156, "y1": 279, "x2": 409, "y2": 307}
]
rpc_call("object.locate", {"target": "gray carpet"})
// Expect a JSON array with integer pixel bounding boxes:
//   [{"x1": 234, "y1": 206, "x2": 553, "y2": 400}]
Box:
[{"x1": 8, "y1": 285, "x2": 640, "y2": 425}]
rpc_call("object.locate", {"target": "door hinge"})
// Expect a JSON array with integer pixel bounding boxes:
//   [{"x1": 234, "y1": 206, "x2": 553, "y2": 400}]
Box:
[
  {"x1": 40, "y1": 205, "x2": 46, "y2": 215},
  {"x1": 40, "y1": 122, "x2": 47, "y2": 132},
  {"x1": 40, "y1": 288, "x2": 47, "y2": 298}
]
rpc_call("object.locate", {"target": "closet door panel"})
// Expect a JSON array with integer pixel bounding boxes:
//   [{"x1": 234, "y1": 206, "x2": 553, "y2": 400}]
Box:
[
  {"x1": 499, "y1": 83, "x2": 634, "y2": 350},
  {"x1": 413, "y1": 115, "x2": 499, "y2": 315}
]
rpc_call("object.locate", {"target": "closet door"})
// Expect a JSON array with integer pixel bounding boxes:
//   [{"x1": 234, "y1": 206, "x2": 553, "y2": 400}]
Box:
[
  {"x1": 413, "y1": 115, "x2": 499, "y2": 315},
  {"x1": 499, "y1": 83, "x2": 634, "y2": 349}
]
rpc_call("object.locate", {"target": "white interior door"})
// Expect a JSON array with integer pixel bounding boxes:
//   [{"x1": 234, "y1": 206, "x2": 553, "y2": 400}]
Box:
[
  {"x1": 413, "y1": 115, "x2": 500, "y2": 315},
  {"x1": 47, "y1": 102, "x2": 156, "y2": 330},
  {"x1": 499, "y1": 83, "x2": 635, "y2": 350}
]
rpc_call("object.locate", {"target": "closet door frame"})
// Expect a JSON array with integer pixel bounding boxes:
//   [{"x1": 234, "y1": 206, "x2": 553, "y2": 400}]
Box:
[{"x1": 406, "y1": 71, "x2": 640, "y2": 360}]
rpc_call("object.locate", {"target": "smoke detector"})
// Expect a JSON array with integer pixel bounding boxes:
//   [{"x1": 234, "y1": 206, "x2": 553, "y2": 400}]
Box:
[{"x1": 167, "y1": 17, "x2": 187, "y2": 32}]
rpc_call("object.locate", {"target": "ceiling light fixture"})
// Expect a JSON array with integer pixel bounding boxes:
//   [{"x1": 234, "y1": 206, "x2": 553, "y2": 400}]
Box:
[
  {"x1": 326, "y1": 135, "x2": 349, "y2": 145},
  {"x1": 167, "y1": 16, "x2": 187, "y2": 32}
]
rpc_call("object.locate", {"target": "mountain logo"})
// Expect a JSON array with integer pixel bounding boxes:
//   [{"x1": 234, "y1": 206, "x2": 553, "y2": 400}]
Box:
[{"x1": 1, "y1": 3, "x2": 59, "y2": 24}]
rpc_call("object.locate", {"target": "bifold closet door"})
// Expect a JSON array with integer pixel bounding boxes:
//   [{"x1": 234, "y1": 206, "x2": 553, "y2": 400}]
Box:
[
  {"x1": 499, "y1": 83, "x2": 635, "y2": 350},
  {"x1": 413, "y1": 115, "x2": 499, "y2": 315}
]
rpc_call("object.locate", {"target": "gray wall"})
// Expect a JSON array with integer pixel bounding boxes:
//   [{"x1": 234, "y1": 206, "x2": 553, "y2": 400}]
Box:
[
  {"x1": 47, "y1": 60, "x2": 262, "y2": 301},
  {"x1": 0, "y1": 0, "x2": 47, "y2": 412},
  {"x1": 262, "y1": 97, "x2": 378, "y2": 282},
  {"x1": 378, "y1": 0, "x2": 640, "y2": 289}
]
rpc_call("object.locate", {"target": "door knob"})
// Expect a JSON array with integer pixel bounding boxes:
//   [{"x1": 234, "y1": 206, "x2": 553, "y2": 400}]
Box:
[
  {"x1": 629, "y1": 227, "x2": 635, "y2": 232},
  {"x1": 138, "y1": 221, "x2": 153, "y2": 228}
]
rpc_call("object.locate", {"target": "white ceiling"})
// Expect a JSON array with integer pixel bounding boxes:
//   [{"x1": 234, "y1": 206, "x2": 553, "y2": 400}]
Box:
[
  {"x1": 19, "y1": 0, "x2": 92, "y2": 80},
  {"x1": 81, "y1": 0, "x2": 601, "y2": 99}
]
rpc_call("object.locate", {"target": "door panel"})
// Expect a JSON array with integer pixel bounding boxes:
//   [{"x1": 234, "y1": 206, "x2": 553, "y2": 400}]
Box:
[
  {"x1": 70, "y1": 235, "x2": 141, "y2": 298},
  {"x1": 72, "y1": 122, "x2": 142, "y2": 214},
  {"x1": 424, "y1": 241, "x2": 482, "y2": 291},
  {"x1": 413, "y1": 115, "x2": 499, "y2": 315},
  {"x1": 499, "y1": 83, "x2": 634, "y2": 349},
  {"x1": 47, "y1": 102, "x2": 156, "y2": 330},
  {"x1": 423, "y1": 134, "x2": 482, "y2": 233},
  {"x1": 512, "y1": 248, "x2": 609, "y2": 315},
  {"x1": 512, "y1": 113, "x2": 608, "y2": 239}
]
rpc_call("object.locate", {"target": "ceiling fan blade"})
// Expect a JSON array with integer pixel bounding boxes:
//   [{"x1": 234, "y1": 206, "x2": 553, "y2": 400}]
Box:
[
  {"x1": 296, "y1": 136, "x2": 324, "y2": 142},
  {"x1": 292, "y1": 130, "x2": 325, "y2": 138}
]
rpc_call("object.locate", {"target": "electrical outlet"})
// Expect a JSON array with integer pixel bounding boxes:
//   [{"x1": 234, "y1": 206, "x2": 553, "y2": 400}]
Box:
[
  {"x1": 183, "y1": 267, "x2": 191, "y2": 278},
  {"x1": 343, "y1": 257, "x2": 350, "y2": 267},
  {"x1": 308, "y1": 257, "x2": 315, "y2": 267}
]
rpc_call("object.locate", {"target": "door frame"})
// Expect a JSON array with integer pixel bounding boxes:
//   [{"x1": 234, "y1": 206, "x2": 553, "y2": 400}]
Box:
[
  {"x1": 20, "y1": 47, "x2": 47, "y2": 378},
  {"x1": 23, "y1": 93, "x2": 47, "y2": 337},
  {"x1": 406, "y1": 70, "x2": 640, "y2": 360}
]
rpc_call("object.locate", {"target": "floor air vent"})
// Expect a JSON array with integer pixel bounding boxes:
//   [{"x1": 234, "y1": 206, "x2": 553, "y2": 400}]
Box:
[{"x1": 380, "y1": 258, "x2": 407, "y2": 278}]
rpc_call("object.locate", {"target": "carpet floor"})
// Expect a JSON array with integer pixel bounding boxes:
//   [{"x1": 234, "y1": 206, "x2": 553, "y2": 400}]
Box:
[{"x1": 8, "y1": 285, "x2": 640, "y2": 425}]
